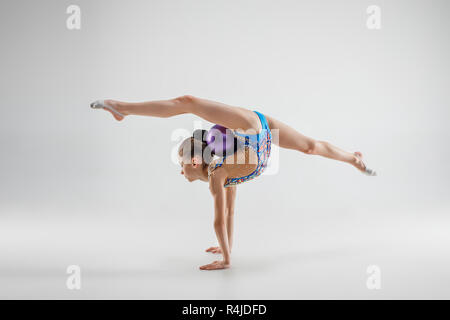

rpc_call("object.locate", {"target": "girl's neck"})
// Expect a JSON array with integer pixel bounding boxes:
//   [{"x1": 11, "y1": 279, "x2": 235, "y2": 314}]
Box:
[{"x1": 199, "y1": 165, "x2": 209, "y2": 182}]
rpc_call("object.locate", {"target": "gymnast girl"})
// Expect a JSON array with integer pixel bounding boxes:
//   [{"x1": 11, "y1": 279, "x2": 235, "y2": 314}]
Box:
[{"x1": 90, "y1": 95, "x2": 376, "y2": 270}]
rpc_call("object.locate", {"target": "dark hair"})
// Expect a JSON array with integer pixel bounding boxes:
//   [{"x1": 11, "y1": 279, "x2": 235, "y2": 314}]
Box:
[
  {"x1": 178, "y1": 129, "x2": 215, "y2": 167},
  {"x1": 178, "y1": 128, "x2": 239, "y2": 167}
]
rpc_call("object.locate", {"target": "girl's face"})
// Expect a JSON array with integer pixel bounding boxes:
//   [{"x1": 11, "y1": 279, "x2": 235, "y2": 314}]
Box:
[{"x1": 179, "y1": 156, "x2": 202, "y2": 182}]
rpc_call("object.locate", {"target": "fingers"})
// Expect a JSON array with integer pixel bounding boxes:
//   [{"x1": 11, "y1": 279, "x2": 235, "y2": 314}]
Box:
[
  {"x1": 205, "y1": 246, "x2": 222, "y2": 254},
  {"x1": 200, "y1": 261, "x2": 219, "y2": 270},
  {"x1": 199, "y1": 263, "x2": 214, "y2": 270},
  {"x1": 199, "y1": 261, "x2": 225, "y2": 270}
]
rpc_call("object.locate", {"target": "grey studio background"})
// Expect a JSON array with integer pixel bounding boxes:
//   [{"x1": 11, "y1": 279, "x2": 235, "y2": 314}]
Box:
[{"x1": 0, "y1": 0, "x2": 449, "y2": 299}]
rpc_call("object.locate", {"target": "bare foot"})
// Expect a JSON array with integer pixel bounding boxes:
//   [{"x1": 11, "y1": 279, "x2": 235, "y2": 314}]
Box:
[
  {"x1": 98, "y1": 99, "x2": 127, "y2": 121},
  {"x1": 205, "y1": 246, "x2": 222, "y2": 254},
  {"x1": 90, "y1": 99, "x2": 125, "y2": 121}
]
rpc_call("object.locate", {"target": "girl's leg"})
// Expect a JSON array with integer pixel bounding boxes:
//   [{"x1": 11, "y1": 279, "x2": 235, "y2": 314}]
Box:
[
  {"x1": 104, "y1": 95, "x2": 262, "y2": 133},
  {"x1": 264, "y1": 114, "x2": 366, "y2": 172}
]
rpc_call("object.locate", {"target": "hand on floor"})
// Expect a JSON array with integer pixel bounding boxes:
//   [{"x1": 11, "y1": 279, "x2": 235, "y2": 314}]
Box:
[{"x1": 199, "y1": 260, "x2": 231, "y2": 270}]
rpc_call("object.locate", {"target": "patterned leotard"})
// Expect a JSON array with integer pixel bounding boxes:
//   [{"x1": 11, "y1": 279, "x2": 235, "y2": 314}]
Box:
[{"x1": 207, "y1": 110, "x2": 272, "y2": 187}]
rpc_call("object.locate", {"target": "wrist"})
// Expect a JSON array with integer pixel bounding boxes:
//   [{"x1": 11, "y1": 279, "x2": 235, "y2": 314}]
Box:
[{"x1": 223, "y1": 253, "x2": 231, "y2": 264}]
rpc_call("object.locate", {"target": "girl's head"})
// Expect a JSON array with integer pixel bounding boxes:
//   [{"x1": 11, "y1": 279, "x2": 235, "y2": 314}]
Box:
[{"x1": 177, "y1": 129, "x2": 214, "y2": 182}]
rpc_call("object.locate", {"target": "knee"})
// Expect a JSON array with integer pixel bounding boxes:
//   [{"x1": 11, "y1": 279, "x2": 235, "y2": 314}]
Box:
[
  {"x1": 173, "y1": 95, "x2": 198, "y2": 114},
  {"x1": 304, "y1": 140, "x2": 318, "y2": 155},
  {"x1": 174, "y1": 95, "x2": 197, "y2": 105}
]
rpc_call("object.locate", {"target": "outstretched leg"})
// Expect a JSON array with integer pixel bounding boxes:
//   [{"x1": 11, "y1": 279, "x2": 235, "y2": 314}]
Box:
[
  {"x1": 264, "y1": 114, "x2": 369, "y2": 173},
  {"x1": 92, "y1": 97, "x2": 375, "y2": 174},
  {"x1": 97, "y1": 95, "x2": 262, "y2": 133}
]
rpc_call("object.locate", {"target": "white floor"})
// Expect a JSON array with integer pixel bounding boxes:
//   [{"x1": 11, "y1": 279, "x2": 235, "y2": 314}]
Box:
[{"x1": 1, "y1": 207, "x2": 449, "y2": 299}]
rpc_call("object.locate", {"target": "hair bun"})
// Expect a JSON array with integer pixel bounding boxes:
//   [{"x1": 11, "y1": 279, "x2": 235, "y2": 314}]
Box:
[{"x1": 192, "y1": 129, "x2": 208, "y2": 143}]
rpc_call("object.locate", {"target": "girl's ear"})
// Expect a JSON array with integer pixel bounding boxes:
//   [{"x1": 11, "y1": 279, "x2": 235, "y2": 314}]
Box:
[{"x1": 191, "y1": 156, "x2": 202, "y2": 167}]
